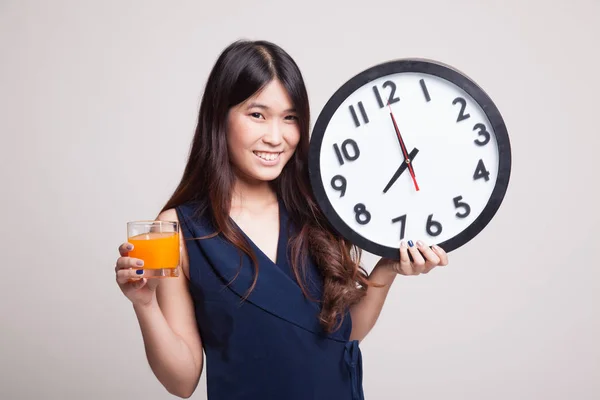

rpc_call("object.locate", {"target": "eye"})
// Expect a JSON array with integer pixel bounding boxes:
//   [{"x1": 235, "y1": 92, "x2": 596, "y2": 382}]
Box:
[
  {"x1": 250, "y1": 112, "x2": 265, "y2": 119},
  {"x1": 285, "y1": 115, "x2": 299, "y2": 121}
]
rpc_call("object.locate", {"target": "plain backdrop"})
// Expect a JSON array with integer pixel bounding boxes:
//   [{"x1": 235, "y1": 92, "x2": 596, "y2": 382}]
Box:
[{"x1": 1, "y1": 0, "x2": 599, "y2": 399}]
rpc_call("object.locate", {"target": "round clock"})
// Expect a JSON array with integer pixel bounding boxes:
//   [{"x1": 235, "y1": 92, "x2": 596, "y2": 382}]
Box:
[{"x1": 308, "y1": 58, "x2": 511, "y2": 260}]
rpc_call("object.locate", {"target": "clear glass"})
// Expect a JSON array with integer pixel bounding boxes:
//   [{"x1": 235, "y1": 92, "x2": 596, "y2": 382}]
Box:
[{"x1": 126, "y1": 220, "x2": 180, "y2": 278}]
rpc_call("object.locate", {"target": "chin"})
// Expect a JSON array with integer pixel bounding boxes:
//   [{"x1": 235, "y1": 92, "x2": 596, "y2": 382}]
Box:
[
  {"x1": 235, "y1": 167, "x2": 283, "y2": 184},
  {"x1": 254, "y1": 168, "x2": 284, "y2": 182}
]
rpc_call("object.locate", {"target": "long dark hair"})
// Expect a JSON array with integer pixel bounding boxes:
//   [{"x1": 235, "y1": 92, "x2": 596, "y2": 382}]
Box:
[{"x1": 162, "y1": 39, "x2": 371, "y2": 333}]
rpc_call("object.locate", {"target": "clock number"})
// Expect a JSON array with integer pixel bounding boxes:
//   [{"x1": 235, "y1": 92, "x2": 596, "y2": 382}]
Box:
[
  {"x1": 354, "y1": 203, "x2": 371, "y2": 225},
  {"x1": 473, "y1": 159, "x2": 491, "y2": 182},
  {"x1": 453, "y1": 196, "x2": 471, "y2": 218},
  {"x1": 373, "y1": 80, "x2": 400, "y2": 108},
  {"x1": 473, "y1": 123, "x2": 491, "y2": 146},
  {"x1": 373, "y1": 85, "x2": 384, "y2": 108},
  {"x1": 426, "y1": 214, "x2": 443, "y2": 237},
  {"x1": 419, "y1": 79, "x2": 431, "y2": 102},
  {"x1": 349, "y1": 102, "x2": 369, "y2": 127},
  {"x1": 333, "y1": 139, "x2": 360, "y2": 165},
  {"x1": 391, "y1": 214, "x2": 407, "y2": 240},
  {"x1": 330, "y1": 175, "x2": 347, "y2": 197},
  {"x1": 452, "y1": 97, "x2": 470, "y2": 122}
]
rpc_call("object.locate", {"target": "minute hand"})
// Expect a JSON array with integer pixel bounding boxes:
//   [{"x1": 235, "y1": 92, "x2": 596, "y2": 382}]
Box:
[
  {"x1": 388, "y1": 106, "x2": 420, "y2": 191},
  {"x1": 383, "y1": 148, "x2": 419, "y2": 193}
]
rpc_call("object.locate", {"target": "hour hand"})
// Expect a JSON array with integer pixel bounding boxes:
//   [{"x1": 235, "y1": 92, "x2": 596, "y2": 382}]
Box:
[{"x1": 383, "y1": 148, "x2": 419, "y2": 194}]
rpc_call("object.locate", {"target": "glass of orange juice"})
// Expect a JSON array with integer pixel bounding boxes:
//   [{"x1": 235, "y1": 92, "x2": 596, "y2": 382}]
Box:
[{"x1": 127, "y1": 220, "x2": 180, "y2": 278}]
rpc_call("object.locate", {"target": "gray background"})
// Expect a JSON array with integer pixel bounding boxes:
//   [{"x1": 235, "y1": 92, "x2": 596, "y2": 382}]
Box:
[{"x1": 1, "y1": 0, "x2": 599, "y2": 399}]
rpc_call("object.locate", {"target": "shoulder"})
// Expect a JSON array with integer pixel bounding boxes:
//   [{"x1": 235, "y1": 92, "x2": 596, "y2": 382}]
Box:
[
  {"x1": 156, "y1": 204, "x2": 197, "y2": 230},
  {"x1": 156, "y1": 207, "x2": 191, "y2": 278},
  {"x1": 156, "y1": 207, "x2": 188, "y2": 233},
  {"x1": 156, "y1": 207, "x2": 180, "y2": 223}
]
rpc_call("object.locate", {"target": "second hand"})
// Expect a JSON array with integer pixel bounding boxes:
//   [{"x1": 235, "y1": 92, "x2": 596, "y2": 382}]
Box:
[{"x1": 388, "y1": 104, "x2": 420, "y2": 191}]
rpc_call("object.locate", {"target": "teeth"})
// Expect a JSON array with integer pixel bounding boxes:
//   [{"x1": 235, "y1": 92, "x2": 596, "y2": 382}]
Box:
[{"x1": 255, "y1": 151, "x2": 280, "y2": 161}]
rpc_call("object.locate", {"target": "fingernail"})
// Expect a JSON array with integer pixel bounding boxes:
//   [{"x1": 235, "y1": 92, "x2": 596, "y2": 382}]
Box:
[
  {"x1": 416, "y1": 240, "x2": 425, "y2": 247},
  {"x1": 136, "y1": 269, "x2": 144, "y2": 275},
  {"x1": 136, "y1": 260, "x2": 144, "y2": 266},
  {"x1": 126, "y1": 244, "x2": 133, "y2": 251},
  {"x1": 400, "y1": 240, "x2": 407, "y2": 248},
  {"x1": 408, "y1": 240, "x2": 414, "y2": 247}
]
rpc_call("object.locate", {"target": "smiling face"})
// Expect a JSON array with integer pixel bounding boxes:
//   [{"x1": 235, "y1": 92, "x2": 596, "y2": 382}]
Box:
[{"x1": 226, "y1": 79, "x2": 301, "y2": 185}]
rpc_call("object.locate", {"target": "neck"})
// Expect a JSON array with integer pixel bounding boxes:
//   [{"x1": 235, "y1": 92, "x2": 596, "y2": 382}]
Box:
[{"x1": 230, "y1": 177, "x2": 278, "y2": 212}]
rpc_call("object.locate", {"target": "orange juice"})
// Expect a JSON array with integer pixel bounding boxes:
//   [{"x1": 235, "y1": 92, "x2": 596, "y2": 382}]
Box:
[{"x1": 128, "y1": 231, "x2": 179, "y2": 271}]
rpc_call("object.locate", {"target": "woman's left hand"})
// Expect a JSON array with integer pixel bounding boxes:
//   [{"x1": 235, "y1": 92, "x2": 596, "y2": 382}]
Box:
[{"x1": 380, "y1": 240, "x2": 449, "y2": 276}]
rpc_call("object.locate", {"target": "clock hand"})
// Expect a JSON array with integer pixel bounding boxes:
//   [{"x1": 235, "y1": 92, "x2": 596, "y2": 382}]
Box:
[
  {"x1": 388, "y1": 104, "x2": 420, "y2": 191},
  {"x1": 383, "y1": 148, "x2": 419, "y2": 193}
]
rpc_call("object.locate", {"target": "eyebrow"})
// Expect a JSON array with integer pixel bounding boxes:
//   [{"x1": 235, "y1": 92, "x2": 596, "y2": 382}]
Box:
[{"x1": 246, "y1": 102, "x2": 296, "y2": 113}]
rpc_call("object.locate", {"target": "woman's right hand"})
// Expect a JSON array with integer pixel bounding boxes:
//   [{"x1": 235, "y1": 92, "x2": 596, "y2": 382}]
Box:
[{"x1": 115, "y1": 242, "x2": 160, "y2": 307}]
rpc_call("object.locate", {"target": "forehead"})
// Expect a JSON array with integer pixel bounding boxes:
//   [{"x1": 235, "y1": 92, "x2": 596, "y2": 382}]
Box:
[{"x1": 244, "y1": 79, "x2": 295, "y2": 111}]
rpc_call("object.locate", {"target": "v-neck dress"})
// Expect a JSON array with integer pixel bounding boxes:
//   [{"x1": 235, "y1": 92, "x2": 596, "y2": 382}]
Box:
[{"x1": 175, "y1": 198, "x2": 365, "y2": 400}]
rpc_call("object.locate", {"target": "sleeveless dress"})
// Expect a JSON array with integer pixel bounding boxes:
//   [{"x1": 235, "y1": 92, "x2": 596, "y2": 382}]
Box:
[{"x1": 175, "y1": 197, "x2": 365, "y2": 400}]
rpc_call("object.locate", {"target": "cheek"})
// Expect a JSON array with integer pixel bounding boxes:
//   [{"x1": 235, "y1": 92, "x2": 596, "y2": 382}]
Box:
[
  {"x1": 235, "y1": 119, "x2": 265, "y2": 146},
  {"x1": 285, "y1": 127, "x2": 301, "y2": 149},
  {"x1": 227, "y1": 120, "x2": 254, "y2": 153}
]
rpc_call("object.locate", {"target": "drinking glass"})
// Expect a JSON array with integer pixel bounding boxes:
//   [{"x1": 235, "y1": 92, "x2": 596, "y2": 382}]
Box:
[{"x1": 126, "y1": 220, "x2": 180, "y2": 278}]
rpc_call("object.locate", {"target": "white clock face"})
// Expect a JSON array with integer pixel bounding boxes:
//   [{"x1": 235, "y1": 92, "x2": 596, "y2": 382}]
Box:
[{"x1": 310, "y1": 62, "x2": 511, "y2": 257}]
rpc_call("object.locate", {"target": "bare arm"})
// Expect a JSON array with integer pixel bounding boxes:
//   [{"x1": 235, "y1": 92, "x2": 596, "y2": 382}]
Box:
[
  {"x1": 119, "y1": 209, "x2": 203, "y2": 398},
  {"x1": 349, "y1": 241, "x2": 449, "y2": 342},
  {"x1": 349, "y1": 261, "x2": 397, "y2": 343}
]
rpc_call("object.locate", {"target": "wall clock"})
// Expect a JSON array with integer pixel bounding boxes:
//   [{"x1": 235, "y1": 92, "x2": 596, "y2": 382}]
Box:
[{"x1": 308, "y1": 58, "x2": 511, "y2": 260}]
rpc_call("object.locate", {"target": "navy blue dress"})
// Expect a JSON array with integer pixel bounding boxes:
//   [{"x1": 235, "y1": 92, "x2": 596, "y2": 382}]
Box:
[{"x1": 175, "y1": 197, "x2": 365, "y2": 399}]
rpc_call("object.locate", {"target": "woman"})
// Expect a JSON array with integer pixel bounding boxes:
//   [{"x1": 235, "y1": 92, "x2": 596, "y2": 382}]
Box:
[{"x1": 115, "y1": 39, "x2": 448, "y2": 399}]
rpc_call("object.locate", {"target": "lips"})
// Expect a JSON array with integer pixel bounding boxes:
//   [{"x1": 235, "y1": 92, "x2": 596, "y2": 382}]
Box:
[{"x1": 253, "y1": 151, "x2": 282, "y2": 161}]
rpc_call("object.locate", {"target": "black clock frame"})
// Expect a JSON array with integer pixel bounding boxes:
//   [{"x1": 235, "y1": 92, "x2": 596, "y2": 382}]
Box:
[{"x1": 308, "y1": 58, "x2": 511, "y2": 259}]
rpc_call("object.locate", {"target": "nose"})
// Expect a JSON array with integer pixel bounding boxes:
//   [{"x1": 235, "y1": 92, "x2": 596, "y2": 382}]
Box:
[{"x1": 262, "y1": 121, "x2": 284, "y2": 146}]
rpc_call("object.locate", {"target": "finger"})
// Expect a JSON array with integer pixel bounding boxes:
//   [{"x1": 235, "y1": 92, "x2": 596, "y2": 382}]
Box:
[
  {"x1": 115, "y1": 257, "x2": 144, "y2": 271},
  {"x1": 118, "y1": 242, "x2": 134, "y2": 257},
  {"x1": 431, "y1": 245, "x2": 449, "y2": 266},
  {"x1": 116, "y1": 268, "x2": 145, "y2": 285},
  {"x1": 398, "y1": 241, "x2": 413, "y2": 275},
  {"x1": 416, "y1": 241, "x2": 440, "y2": 264},
  {"x1": 416, "y1": 240, "x2": 441, "y2": 272},
  {"x1": 131, "y1": 277, "x2": 147, "y2": 289},
  {"x1": 125, "y1": 277, "x2": 148, "y2": 290},
  {"x1": 407, "y1": 240, "x2": 426, "y2": 274}
]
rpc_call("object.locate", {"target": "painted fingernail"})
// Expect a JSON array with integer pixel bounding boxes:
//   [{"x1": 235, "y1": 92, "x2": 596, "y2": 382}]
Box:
[
  {"x1": 136, "y1": 269, "x2": 144, "y2": 275},
  {"x1": 408, "y1": 240, "x2": 414, "y2": 247},
  {"x1": 126, "y1": 244, "x2": 133, "y2": 251},
  {"x1": 136, "y1": 260, "x2": 144, "y2": 266},
  {"x1": 416, "y1": 240, "x2": 425, "y2": 247},
  {"x1": 400, "y1": 240, "x2": 407, "y2": 248}
]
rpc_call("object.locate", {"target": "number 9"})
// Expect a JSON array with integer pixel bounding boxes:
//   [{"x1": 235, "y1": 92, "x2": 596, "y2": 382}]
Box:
[{"x1": 331, "y1": 175, "x2": 347, "y2": 197}]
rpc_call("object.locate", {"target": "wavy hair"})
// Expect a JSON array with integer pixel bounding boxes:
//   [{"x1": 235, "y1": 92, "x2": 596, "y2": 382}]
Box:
[{"x1": 161, "y1": 39, "x2": 371, "y2": 333}]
